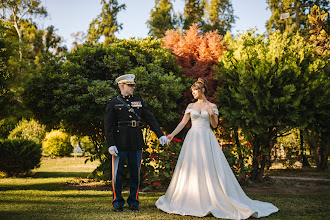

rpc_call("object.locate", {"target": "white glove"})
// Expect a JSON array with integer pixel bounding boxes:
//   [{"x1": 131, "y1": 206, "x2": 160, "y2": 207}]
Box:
[
  {"x1": 159, "y1": 136, "x2": 170, "y2": 146},
  {"x1": 108, "y1": 146, "x2": 118, "y2": 156}
]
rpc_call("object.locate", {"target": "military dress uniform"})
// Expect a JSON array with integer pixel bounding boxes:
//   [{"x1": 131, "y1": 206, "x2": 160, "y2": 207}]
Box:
[{"x1": 104, "y1": 94, "x2": 164, "y2": 209}]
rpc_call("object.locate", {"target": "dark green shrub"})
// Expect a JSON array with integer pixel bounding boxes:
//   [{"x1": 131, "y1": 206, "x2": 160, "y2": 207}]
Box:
[
  {"x1": 0, "y1": 139, "x2": 42, "y2": 177},
  {"x1": 0, "y1": 117, "x2": 17, "y2": 141},
  {"x1": 42, "y1": 130, "x2": 72, "y2": 157}
]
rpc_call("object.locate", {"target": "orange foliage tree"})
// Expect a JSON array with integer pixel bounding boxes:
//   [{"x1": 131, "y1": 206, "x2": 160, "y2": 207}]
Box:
[{"x1": 162, "y1": 24, "x2": 227, "y2": 106}]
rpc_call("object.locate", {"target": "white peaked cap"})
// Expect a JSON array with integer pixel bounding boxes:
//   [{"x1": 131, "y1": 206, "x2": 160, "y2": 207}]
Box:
[{"x1": 115, "y1": 74, "x2": 135, "y2": 85}]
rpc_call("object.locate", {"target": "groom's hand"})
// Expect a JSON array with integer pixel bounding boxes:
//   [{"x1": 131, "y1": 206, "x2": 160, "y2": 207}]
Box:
[
  {"x1": 159, "y1": 136, "x2": 169, "y2": 146},
  {"x1": 108, "y1": 146, "x2": 118, "y2": 156}
]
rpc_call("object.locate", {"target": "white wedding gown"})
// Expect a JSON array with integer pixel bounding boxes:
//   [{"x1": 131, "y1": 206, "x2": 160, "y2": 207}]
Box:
[{"x1": 155, "y1": 109, "x2": 279, "y2": 219}]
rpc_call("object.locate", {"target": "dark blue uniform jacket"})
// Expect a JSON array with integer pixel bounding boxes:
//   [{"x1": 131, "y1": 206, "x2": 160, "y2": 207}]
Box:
[{"x1": 104, "y1": 95, "x2": 164, "y2": 151}]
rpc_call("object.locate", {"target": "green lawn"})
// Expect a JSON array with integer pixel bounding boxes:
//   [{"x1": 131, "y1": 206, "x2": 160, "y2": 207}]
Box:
[{"x1": 0, "y1": 157, "x2": 329, "y2": 220}]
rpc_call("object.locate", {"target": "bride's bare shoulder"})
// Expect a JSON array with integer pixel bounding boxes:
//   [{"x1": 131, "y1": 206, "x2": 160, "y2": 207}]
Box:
[
  {"x1": 187, "y1": 103, "x2": 194, "y2": 109},
  {"x1": 209, "y1": 102, "x2": 217, "y2": 108}
]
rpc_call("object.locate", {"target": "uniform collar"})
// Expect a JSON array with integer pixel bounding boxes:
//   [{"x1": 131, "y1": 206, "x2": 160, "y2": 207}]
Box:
[{"x1": 121, "y1": 94, "x2": 133, "y2": 99}]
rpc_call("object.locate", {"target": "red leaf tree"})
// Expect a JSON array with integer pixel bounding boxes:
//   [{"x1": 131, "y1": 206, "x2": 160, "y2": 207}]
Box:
[{"x1": 162, "y1": 24, "x2": 227, "y2": 105}]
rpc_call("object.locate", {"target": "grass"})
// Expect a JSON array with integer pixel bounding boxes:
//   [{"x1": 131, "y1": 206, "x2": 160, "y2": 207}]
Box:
[
  {"x1": 0, "y1": 157, "x2": 329, "y2": 220},
  {"x1": 31, "y1": 156, "x2": 99, "y2": 178}
]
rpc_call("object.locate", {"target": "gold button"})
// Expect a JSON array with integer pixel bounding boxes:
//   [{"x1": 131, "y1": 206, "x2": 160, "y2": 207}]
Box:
[
  {"x1": 126, "y1": 99, "x2": 129, "y2": 101},
  {"x1": 119, "y1": 108, "x2": 121, "y2": 110},
  {"x1": 129, "y1": 115, "x2": 132, "y2": 118},
  {"x1": 127, "y1": 104, "x2": 130, "y2": 106},
  {"x1": 117, "y1": 130, "x2": 119, "y2": 132}
]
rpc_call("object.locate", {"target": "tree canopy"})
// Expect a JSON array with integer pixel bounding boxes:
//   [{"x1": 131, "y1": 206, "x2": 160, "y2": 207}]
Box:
[
  {"x1": 147, "y1": 0, "x2": 178, "y2": 38},
  {"x1": 87, "y1": 0, "x2": 126, "y2": 45},
  {"x1": 216, "y1": 30, "x2": 329, "y2": 179},
  {"x1": 23, "y1": 37, "x2": 186, "y2": 160},
  {"x1": 163, "y1": 24, "x2": 227, "y2": 109}
]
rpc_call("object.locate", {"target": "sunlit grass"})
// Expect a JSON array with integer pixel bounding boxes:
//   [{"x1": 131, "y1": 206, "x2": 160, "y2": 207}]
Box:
[
  {"x1": 0, "y1": 188, "x2": 329, "y2": 219},
  {"x1": 31, "y1": 156, "x2": 100, "y2": 178},
  {"x1": 0, "y1": 157, "x2": 329, "y2": 219}
]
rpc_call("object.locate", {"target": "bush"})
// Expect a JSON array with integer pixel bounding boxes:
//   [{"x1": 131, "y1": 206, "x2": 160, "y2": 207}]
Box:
[
  {"x1": 142, "y1": 137, "x2": 253, "y2": 189},
  {"x1": 141, "y1": 138, "x2": 182, "y2": 190},
  {"x1": 0, "y1": 117, "x2": 17, "y2": 141},
  {"x1": 221, "y1": 143, "x2": 253, "y2": 181},
  {"x1": 42, "y1": 130, "x2": 72, "y2": 157},
  {"x1": 8, "y1": 118, "x2": 46, "y2": 144},
  {"x1": 0, "y1": 139, "x2": 42, "y2": 177}
]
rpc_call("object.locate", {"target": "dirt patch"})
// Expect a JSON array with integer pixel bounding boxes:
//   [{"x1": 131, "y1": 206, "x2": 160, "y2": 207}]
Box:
[
  {"x1": 61, "y1": 176, "x2": 330, "y2": 195},
  {"x1": 242, "y1": 177, "x2": 330, "y2": 194},
  {"x1": 60, "y1": 178, "x2": 112, "y2": 191}
]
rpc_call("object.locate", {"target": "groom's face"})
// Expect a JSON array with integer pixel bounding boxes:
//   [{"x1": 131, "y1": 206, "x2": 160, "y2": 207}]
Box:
[{"x1": 121, "y1": 84, "x2": 135, "y2": 96}]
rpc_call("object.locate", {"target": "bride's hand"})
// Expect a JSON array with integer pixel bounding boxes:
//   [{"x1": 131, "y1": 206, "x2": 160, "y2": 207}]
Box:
[
  {"x1": 206, "y1": 105, "x2": 213, "y2": 115},
  {"x1": 167, "y1": 134, "x2": 174, "y2": 142}
]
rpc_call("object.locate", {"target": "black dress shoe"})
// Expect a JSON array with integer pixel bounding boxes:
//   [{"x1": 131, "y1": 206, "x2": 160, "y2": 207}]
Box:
[
  {"x1": 129, "y1": 205, "x2": 138, "y2": 211},
  {"x1": 113, "y1": 206, "x2": 123, "y2": 212}
]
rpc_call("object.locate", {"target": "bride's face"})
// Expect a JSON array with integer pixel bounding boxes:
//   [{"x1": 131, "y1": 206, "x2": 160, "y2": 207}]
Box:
[{"x1": 192, "y1": 88, "x2": 203, "y2": 99}]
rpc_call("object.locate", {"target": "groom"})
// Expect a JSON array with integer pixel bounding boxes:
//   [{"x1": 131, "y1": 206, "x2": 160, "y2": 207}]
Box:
[{"x1": 104, "y1": 74, "x2": 169, "y2": 212}]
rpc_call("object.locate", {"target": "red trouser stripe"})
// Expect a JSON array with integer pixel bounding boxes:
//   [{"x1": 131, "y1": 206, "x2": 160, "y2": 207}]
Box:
[
  {"x1": 111, "y1": 155, "x2": 116, "y2": 207},
  {"x1": 136, "y1": 151, "x2": 143, "y2": 201}
]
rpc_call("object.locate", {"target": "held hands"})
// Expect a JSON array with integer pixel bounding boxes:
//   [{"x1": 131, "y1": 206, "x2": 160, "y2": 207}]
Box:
[
  {"x1": 159, "y1": 135, "x2": 170, "y2": 146},
  {"x1": 167, "y1": 134, "x2": 174, "y2": 142},
  {"x1": 108, "y1": 146, "x2": 118, "y2": 156}
]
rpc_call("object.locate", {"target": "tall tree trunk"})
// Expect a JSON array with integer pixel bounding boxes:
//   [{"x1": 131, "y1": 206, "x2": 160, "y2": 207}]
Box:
[
  {"x1": 251, "y1": 137, "x2": 261, "y2": 181},
  {"x1": 300, "y1": 129, "x2": 310, "y2": 167},
  {"x1": 234, "y1": 128, "x2": 244, "y2": 170},
  {"x1": 13, "y1": 19, "x2": 23, "y2": 61},
  {"x1": 320, "y1": 133, "x2": 329, "y2": 170}
]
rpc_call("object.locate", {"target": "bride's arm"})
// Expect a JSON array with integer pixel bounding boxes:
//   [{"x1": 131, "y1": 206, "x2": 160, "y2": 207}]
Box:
[
  {"x1": 207, "y1": 104, "x2": 218, "y2": 128},
  {"x1": 209, "y1": 113, "x2": 218, "y2": 128},
  {"x1": 167, "y1": 113, "x2": 190, "y2": 141}
]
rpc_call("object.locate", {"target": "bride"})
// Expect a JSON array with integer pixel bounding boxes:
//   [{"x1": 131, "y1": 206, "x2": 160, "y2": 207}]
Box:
[{"x1": 155, "y1": 78, "x2": 278, "y2": 219}]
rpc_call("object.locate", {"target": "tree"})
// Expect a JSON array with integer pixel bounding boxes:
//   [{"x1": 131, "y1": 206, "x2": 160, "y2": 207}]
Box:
[
  {"x1": 163, "y1": 24, "x2": 227, "y2": 114},
  {"x1": 147, "y1": 0, "x2": 178, "y2": 38},
  {"x1": 202, "y1": 0, "x2": 236, "y2": 35},
  {"x1": 0, "y1": 21, "x2": 13, "y2": 119},
  {"x1": 86, "y1": 0, "x2": 126, "y2": 45},
  {"x1": 182, "y1": 0, "x2": 205, "y2": 30},
  {"x1": 71, "y1": 31, "x2": 86, "y2": 51},
  {"x1": 0, "y1": 0, "x2": 47, "y2": 60},
  {"x1": 216, "y1": 30, "x2": 327, "y2": 180},
  {"x1": 303, "y1": 5, "x2": 330, "y2": 170},
  {"x1": 308, "y1": 5, "x2": 330, "y2": 56},
  {"x1": 266, "y1": 0, "x2": 329, "y2": 36},
  {"x1": 23, "y1": 38, "x2": 187, "y2": 179}
]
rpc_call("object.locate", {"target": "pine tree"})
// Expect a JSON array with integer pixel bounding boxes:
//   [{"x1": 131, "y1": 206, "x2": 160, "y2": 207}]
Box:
[
  {"x1": 147, "y1": 0, "x2": 177, "y2": 38},
  {"x1": 182, "y1": 0, "x2": 205, "y2": 30},
  {"x1": 308, "y1": 5, "x2": 330, "y2": 56},
  {"x1": 86, "y1": 0, "x2": 126, "y2": 45},
  {"x1": 203, "y1": 0, "x2": 236, "y2": 35},
  {"x1": 266, "y1": 0, "x2": 329, "y2": 36}
]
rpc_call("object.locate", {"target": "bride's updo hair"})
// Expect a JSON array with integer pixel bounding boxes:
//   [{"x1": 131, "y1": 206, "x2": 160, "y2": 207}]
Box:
[{"x1": 191, "y1": 78, "x2": 208, "y2": 95}]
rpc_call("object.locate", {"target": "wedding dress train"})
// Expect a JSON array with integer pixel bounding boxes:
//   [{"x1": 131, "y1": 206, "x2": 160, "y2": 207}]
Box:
[{"x1": 155, "y1": 109, "x2": 279, "y2": 219}]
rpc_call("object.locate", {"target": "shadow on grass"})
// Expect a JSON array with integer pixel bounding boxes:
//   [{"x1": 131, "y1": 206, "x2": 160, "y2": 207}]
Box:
[
  {"x1": 32, "y1": 172, "x2": 92, "y2": 178},
  {"x1": 0, "y1": 182, "x2": 68, "y2": 191}
]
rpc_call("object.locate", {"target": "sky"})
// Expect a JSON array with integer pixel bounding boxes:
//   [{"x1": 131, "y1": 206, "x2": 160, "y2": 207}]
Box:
[{"x1": 39, "y1": 0, "x2": 271, "y2": 49}]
